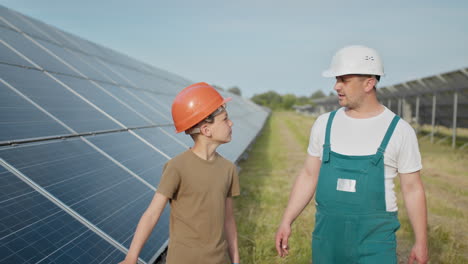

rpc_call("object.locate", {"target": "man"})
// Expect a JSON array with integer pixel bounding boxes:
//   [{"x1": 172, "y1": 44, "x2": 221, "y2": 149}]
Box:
[{"x1": 275, "y1": 45, "x2": 428, "y2": 263}]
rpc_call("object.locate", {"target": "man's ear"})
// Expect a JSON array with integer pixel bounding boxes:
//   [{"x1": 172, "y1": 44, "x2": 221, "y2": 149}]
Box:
[{"x1": 364, "y1": 77, "x2": 377, "y2": 93}]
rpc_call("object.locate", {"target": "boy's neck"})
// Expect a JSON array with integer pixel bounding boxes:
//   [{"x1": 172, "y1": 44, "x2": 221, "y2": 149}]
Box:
[{"x1": 190, "y1": 141, "x2": 220, "y2": 161}]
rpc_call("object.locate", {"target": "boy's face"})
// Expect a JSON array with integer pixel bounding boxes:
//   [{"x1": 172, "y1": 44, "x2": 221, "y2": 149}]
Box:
[{"x1": 206, "y1": 110, "x2": 233, "y2": 143}]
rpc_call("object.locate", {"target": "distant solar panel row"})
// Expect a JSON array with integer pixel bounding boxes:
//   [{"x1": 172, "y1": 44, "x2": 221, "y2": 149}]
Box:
[
  {"x1": 0, "y1": 5, "x2": 269, "y2": 264},
  {"x1": 312, "y1": 68, "x2": 468, "y2": 128}
]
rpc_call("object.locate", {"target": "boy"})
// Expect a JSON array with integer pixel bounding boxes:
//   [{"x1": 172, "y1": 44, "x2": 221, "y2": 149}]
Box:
[{"x1": 120, "y1": 82, "x2": 240, "y2": 264}]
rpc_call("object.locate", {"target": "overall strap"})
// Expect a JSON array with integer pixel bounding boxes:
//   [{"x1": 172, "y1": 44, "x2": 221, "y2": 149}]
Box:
[
  {"x1": 372, "y1": 115, "x2": 401, "y2": 165},
  {"x1": 322, "y1": 110, "x2": 338, "y2": 163}
]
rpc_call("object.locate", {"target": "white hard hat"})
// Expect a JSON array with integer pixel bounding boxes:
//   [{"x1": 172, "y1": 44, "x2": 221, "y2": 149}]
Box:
[{"x1": 322, "y1": 45, "x2": 384, "y2": 77}]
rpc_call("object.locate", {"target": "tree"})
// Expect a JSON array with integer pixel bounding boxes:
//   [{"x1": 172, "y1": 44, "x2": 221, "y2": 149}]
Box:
[
  {"x1": 212, "y1": 84, "x2": 224, "y2": 91},
  {"x1": 251, "y1": 91, "x2": 282, "y2": 109},
  {"x1": 282, "y1": 94, "x2": 296, "y2": 109},
  {"x1": 310, "y1": 90, "x2": 326, "y2": 99},
  {"x1": 227, "y1": 86, "x2": 241, "y2": 96}
]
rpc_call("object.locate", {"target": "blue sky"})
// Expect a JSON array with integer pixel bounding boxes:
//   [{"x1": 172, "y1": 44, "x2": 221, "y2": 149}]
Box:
[{"x1": 1, "y1": 0, "x2": 467, "y2": 98}]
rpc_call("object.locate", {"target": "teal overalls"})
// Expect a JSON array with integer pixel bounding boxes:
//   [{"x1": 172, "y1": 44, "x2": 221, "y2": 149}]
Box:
[{"x1": 312, "y1": 110, "x2": 401, "y2": 264}]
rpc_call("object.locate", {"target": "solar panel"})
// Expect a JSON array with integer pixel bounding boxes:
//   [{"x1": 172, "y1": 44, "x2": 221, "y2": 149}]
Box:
[
  {"x1": 0, "y1": 4, "x2": 269, "y2": 263},
  {"x1": 0, "y1": 80, "x2": 70, "y2": 142},
  {"x1": 312, "y1": 67, "x2": 468, "y2": 128},
  {"x1": 0, "y1": 163, "x2": 127, "y2": 264}
]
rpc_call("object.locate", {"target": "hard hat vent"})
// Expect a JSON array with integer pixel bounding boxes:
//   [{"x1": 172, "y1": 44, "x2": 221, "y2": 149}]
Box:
[{"x1": 322, "y1": 45, "x2": 384, "y2": 77}]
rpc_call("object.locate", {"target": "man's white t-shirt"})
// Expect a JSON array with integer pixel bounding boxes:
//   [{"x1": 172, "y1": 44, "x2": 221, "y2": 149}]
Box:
[{"x1": 307, "y1": 106, "x2": 422, "y2": 212}]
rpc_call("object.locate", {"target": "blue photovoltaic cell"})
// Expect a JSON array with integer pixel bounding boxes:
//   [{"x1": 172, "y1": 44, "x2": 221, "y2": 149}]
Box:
[
  {"x1": 63, "y1": 34, "x2": 106, "y2": 58},
  {"x1": 95, "y1": 60, "x2": 145, "y2": 87},
  {"x1": 86, "y1": 132, "x2": 169, "y2": 186},
  {"x1": 10, "y1": 12, "x2": 74, "y2": 48},
  {"x1": 0, "y1": 26, "x2": 77, "y2": 76},
  {"x1": 160, "y1": 126, "x2": 193, "y2": 147},
  {"x1": 0, "y1": 80, "x2": 69, "y2": 142},
  {"x1": 130, "y1": 90, "x2": 173, "y2": 117},
  {"x1": 147, "y1": 93, "x2": 174, "y2": 111},
  {"x1": 100, "y1": 61, "x2": 181, "y2": 95},
  {"x1": 0, "y1": 6, "x2": 54, "y2": 43},
  {"x1": 96, "y1": 48, "x2": 146, "y2": 73},
  {"x1": 0, "y1": 165, "x2": 127, "y2": 264},
  {"x1": 0, "y1": 64, "x2": 120, "y2": 133},
  {"x1": 97, "y1": 83, "x2": 172, "y2": 125},
  {"x1": 0, "y1": 138, "x2": 169, "y2": 262},
  {"x1": 0, "y1": 29, "x2": 37, "y2": 68},
  {"x1": 84, "y1": 56, "x2": 137, "y2": 88},
  {"x1": 33, "y1": 38, "x2": 111, "y2": 82},
  {"x1": 51, "y1": 73, "x2": 151, "y2": 128},
  {"x1": 134, "y1": 127, "x2": 188, "y2": 158}
]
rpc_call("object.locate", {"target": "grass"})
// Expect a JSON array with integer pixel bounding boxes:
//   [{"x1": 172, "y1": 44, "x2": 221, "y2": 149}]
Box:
[
  {"x1": 235, "y1": 111, "x2": 468, "y2": 264},
  {"x1": 235, "y1": 112, "x2": 315, "y2": 264}
]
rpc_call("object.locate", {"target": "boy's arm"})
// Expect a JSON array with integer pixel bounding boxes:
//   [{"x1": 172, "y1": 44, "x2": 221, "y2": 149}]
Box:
[
  {"x1": 224, "y1": 197, "x2": 239, "y2": 263},
  {"x1": 400, "y1": 171, "x2": 428, "y2": 264},
  {"x1": 275, "y1": 155, "x2": 321, "y2": 257},
  {"x1": 119, "y1": 192, "x2": 169, "y2": 264}
]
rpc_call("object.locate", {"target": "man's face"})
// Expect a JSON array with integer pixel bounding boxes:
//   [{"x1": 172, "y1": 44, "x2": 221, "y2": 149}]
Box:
[{"x1": 333, "y1": 75, "x2": 372, "y2": 109}]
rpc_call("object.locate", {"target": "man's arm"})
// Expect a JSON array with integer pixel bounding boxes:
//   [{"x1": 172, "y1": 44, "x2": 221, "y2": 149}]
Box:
[
  {"x1": 275, "y1": 155, "x2": 321, "y2": 257},
  {"x1": 119, "y1": 192, "x2": 169, "y2": 264},
  {"x1": 224, "y1": 197, "x2": 239, "y2": 263},
  {"x1": 400, "y1": 171, "x2": 428, "y2": 264}
]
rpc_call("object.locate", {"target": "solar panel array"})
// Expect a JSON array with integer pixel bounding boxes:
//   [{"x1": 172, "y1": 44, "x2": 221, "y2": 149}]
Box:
[
  {"x1": 312, "y1": 68, "x2": 468, "y2": 128},
  {"x1": 0, "y1": 5, "x2": 269, "y2": 264}
]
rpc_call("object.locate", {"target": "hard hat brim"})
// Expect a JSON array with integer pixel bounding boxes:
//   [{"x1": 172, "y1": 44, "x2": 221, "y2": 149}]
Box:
[
  {"x1": 223, "y1": 97, "x2": 232, "y2": 104},
  {"x1": 322, "y1": 70, "x2": 336, "y2": 78}
]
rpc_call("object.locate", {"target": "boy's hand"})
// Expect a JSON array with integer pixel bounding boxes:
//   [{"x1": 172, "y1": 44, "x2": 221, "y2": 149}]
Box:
[
  {"x1": 275, "y1": 223, "x2": 291, "y2": 257},
  {"x1": 118, "y1": 258, "x2": 137, "y2": 264}
]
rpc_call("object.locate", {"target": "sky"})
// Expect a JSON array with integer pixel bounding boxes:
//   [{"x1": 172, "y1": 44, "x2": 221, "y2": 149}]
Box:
[{"x1": 1, "y1": 0, "x2": 467, "y2": 98}]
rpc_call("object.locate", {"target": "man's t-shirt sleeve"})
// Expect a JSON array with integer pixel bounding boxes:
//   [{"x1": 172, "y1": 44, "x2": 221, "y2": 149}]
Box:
[
  {"x1": 156, "y1": 162, "x2": 181, "y2": 199},
  {"x1": 397, "y1": 122, "x2": 423, "y2": 174},
  {"x1": 307, "y1": 114, "x2": 327, "y2": 158},
  {"x1": 227, "y1": 164, "x2": 240, "y2": 197}
]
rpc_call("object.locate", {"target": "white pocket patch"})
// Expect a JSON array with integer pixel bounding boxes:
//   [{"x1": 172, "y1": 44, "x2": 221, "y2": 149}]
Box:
[{"x1": 336, "y1": 178, "x2": 356, "y2": 192}]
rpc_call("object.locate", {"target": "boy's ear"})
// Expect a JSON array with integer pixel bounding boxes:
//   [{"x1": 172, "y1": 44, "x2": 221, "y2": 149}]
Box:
[{"x1": 200, "y1": 123, "x2": 212, "y2": 137}]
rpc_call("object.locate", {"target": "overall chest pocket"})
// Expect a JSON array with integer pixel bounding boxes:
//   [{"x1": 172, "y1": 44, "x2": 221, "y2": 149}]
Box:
[{"x1": 331, "y1": 165, "x2": 368, "y2": 205}]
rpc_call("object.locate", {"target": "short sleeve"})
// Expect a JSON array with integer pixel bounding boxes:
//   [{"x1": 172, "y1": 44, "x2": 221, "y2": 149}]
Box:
[
  {"x1": 307, "y1": 113, "x2": 328, "y2": 158},
  {"x1": 156, "y1": 162, "x2": 181, "y2": 199},
  {"x1": 397, "y1": 123, "x2": 422, "y2": 174},
  {"x1": 227, "y1": 164, "x2": 240, "y2": 197}
]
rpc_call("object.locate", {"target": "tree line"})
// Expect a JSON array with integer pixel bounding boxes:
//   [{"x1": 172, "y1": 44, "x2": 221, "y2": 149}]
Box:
[
  {"x1": 250, "y1": 90, "x2": 327, "y2": 110},
  {"x1": 214, "y1": 84, "x2": 327, "y2": 110}
]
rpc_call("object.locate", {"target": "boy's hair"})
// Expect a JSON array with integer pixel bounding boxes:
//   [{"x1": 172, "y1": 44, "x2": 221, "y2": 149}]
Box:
[{"x1": 185, "y1": 105, "x2": 226, "y2": 136}]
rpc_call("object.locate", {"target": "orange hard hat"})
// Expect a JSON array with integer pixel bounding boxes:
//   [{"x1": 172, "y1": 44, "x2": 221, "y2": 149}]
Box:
[{"x1": 172, "y1": 82, "x2": 232, "y2": 133}]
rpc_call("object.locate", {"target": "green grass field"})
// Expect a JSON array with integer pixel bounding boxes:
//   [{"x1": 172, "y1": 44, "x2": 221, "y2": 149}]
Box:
[{"x1": 234, "y1": 111, "x2": 468, "y2": 264}]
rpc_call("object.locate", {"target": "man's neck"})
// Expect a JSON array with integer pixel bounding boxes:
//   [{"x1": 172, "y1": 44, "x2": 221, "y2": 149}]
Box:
[{"x1": 345, "y1": 101, "x2": 384, "y2": 119}]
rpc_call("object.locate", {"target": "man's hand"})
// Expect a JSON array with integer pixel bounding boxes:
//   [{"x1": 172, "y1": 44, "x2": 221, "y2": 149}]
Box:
[
  {"x1": 407, "y1": 242, "x2": 428, "y2": 264},
  {"x1": 275, "y1": 223, "x2": 291, "y2": 257}
]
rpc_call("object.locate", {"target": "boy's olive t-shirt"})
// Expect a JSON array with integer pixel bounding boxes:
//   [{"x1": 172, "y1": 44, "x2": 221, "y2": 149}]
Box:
[{"x1": 156, "y1": 150, "x2": 240, "y2": 264}]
